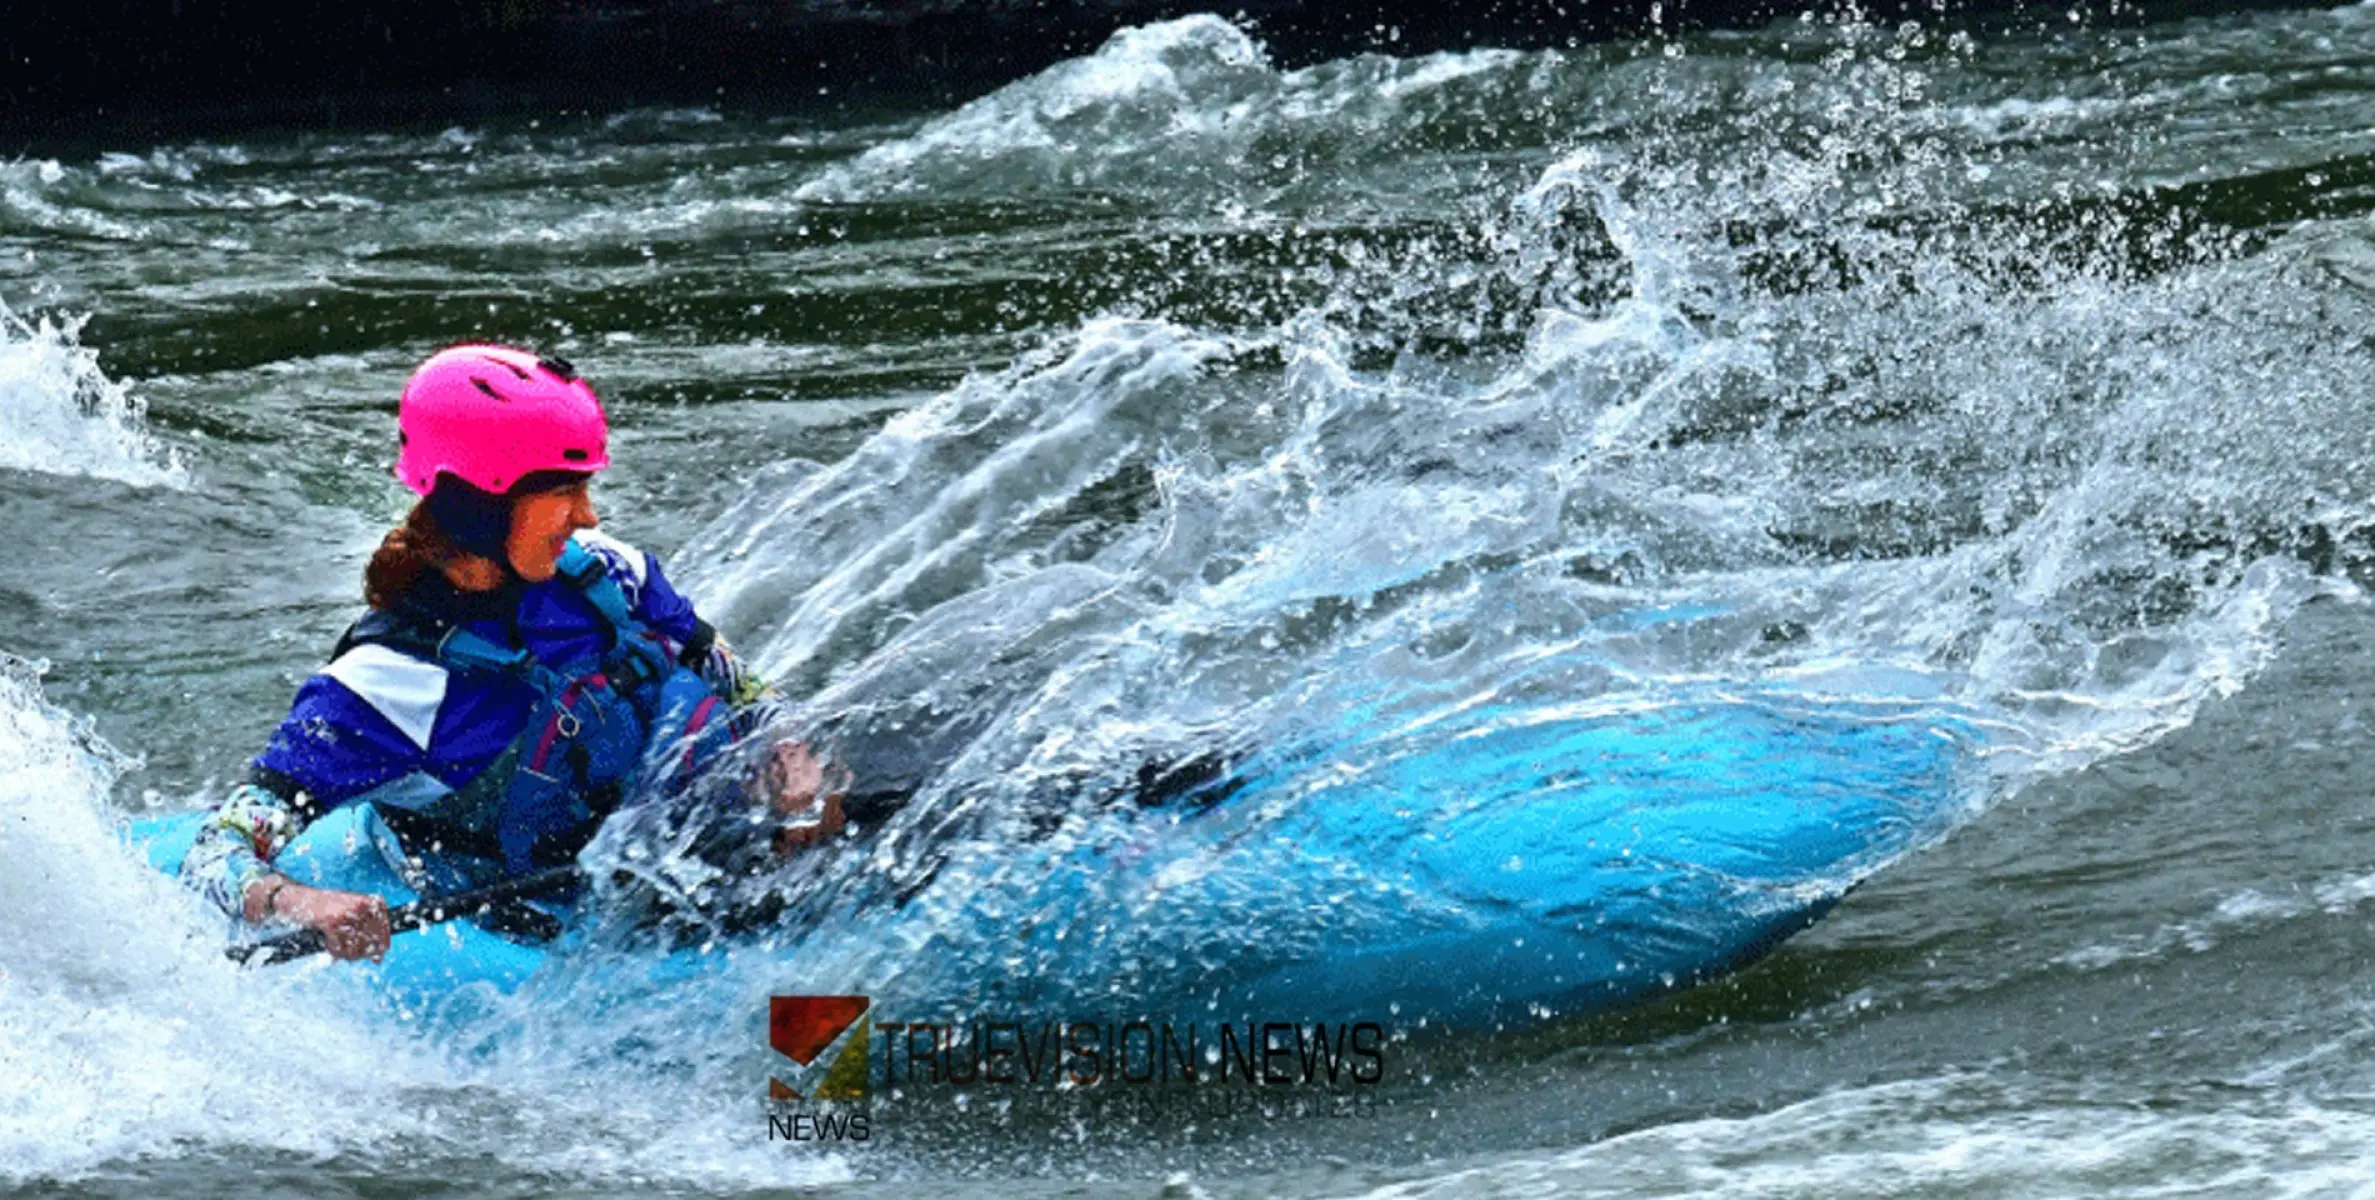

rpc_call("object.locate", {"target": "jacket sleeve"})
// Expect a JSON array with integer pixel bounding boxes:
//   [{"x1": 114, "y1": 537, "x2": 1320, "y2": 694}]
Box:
[
  {"x1": 180, "y1": 668, "x2": 435, "y2": 918},
  {"x1": 179, "y1": 777, "x2": 308, "y2": 919}
]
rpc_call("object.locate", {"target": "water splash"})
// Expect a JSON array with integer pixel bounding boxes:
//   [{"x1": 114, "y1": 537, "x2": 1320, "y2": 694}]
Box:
[
  {"x1": 0, "y1": 653, "x2": 858, "y2": 1187},
  {"x1": 0, "y1": 302, "x2": 186, "y2": 488},
  {"x1": 696, "y1": 15, "x2": 2375, "y2": 911},
  {"x1": 0, "y1": 656, "x2": 414, "y2": 1181}
]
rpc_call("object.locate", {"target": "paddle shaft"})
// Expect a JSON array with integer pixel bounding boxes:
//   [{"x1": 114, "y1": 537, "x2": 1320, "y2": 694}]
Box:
[{"x1": 226, "y1": 866, "x2": 582, "y2": 966}]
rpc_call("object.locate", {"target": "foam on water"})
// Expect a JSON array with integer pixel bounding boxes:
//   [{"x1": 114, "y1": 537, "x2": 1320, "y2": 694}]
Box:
[{"x1": 0, "y1": 301, "x2": 185, "y2": 488}]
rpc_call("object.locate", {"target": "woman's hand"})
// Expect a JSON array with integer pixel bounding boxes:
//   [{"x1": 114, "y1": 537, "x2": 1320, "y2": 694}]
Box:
[
  {"x1": 257, "y1": 879, "x2": 391, "y2": 962},
  {"x1": 762, "y1": 740, "x2": 849, "y2": 855}
]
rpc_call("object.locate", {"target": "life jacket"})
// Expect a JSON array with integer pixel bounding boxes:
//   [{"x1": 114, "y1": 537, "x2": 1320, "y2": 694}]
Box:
[{"x1": 334, "y1": 543, "x2": 740, "y2": 886}]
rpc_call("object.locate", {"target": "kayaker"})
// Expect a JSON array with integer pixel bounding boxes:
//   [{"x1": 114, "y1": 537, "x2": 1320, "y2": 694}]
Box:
[{"x1": 179, "y1": 344, "x2": 841, "y2": 961}]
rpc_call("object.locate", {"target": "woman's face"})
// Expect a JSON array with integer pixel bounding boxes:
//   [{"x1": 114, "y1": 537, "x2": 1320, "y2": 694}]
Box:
[{"x1": 506, "y1": 478, "x2": 599, "y2": 582}]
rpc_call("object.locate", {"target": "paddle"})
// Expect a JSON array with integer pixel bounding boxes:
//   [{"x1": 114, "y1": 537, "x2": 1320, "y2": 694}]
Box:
[{"x1": 226, "y1": 866, "x2": 583, "y2": 967}]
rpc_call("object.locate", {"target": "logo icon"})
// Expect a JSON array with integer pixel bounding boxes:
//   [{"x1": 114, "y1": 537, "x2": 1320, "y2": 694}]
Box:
[{"x1": 769, "y1": 995, "x2": 870, "y2": 1102}]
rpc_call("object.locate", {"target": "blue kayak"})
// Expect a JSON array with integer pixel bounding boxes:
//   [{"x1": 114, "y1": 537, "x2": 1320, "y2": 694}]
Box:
[{"x1": 132, "y1": 689, "x2": 1970, "y2": 1034}]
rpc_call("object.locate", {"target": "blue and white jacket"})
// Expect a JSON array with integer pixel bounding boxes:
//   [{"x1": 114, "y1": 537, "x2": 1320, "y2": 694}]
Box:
[{"x1": 182, "y1": 530, "x2": 766, "y2": 917}]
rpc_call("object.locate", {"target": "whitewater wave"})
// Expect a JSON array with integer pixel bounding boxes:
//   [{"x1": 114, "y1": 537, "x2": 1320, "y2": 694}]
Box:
[
  {"x1": 794, "y1": 15, "x2": 1537, "y2": 208},
  {"x1": 1357, "y1": 1073, "x2": 2375, "y2": 1198},
  {"x1": 0, "y1": 159, "x2": 154, "y2": 242}
]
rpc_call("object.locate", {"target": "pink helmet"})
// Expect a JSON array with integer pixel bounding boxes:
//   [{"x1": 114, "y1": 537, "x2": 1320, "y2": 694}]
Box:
[{"x1": 395, "y1": 344, "x2": 609, "y2": 496}]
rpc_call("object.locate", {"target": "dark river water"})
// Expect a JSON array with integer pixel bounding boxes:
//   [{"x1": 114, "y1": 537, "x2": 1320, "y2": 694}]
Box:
[{"x1": 11, "y1": 6, "x2": 2375, "y2": 1195}]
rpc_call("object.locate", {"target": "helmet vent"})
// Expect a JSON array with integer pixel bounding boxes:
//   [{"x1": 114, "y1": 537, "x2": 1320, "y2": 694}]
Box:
[
  {"x1": 471, "y1": 377, "x2": 506, "y2": 401},
  {"x1": 493, "y1": 359, "x2": 533, "y2": 381},
  {"x1": 562, "y1": 449, "x2": 590, "y2": 462},
  {"x1": 539, "y1": 355, "x2": 577, "y2": 380}
]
